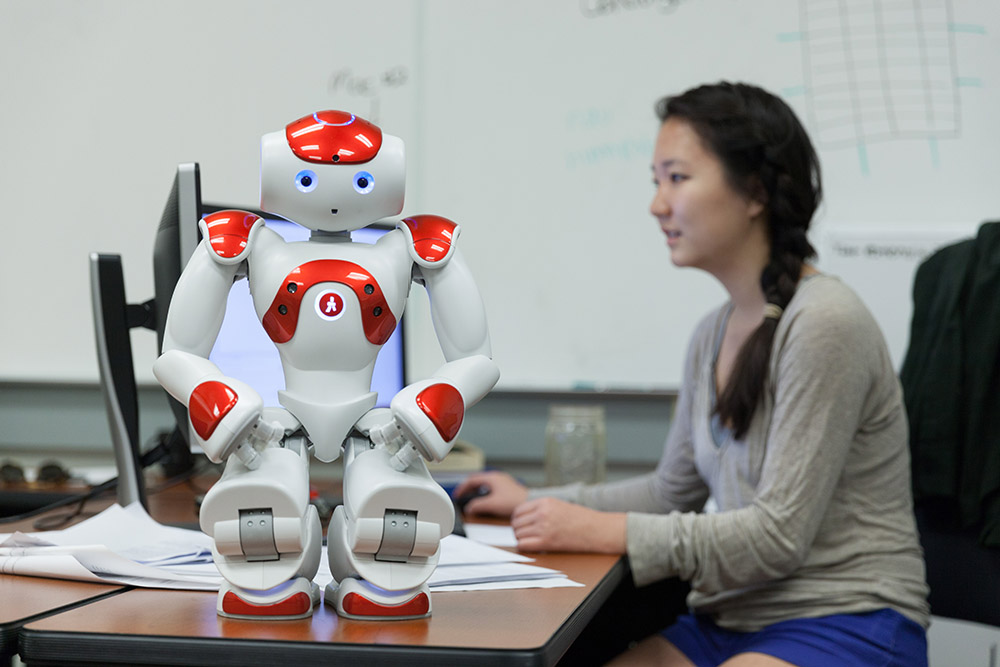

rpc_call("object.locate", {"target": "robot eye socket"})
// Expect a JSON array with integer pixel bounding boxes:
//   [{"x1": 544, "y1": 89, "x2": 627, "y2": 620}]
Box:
[
  {"x1": 295, "y1": 170, "x2": 318, "y2": 193},
  {"x1": 353, "y1": 171, "x2": 374, "y2": 195}
]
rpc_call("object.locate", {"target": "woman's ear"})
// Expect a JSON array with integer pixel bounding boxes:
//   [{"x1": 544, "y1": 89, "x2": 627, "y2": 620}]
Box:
[
  {"x1": 745, "y1": 176, "x2": 767, "y2": 220},
  {"x1": 747, "y1": 197, "x2": 766, "y2": 220}
]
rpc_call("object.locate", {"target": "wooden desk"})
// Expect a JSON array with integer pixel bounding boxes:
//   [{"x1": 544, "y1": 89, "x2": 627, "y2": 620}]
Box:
[
  {"x1": 0, "y1": 577, "x2": 124, "y2": 664},
  {"x1": 7, "y1": 473, "x2": 625, "y2": 665},
  {"x1": 1, "y1": 487, "x2": 125, "y2": 664},
  {"x1": 19, "y1": 551, "x2": 623, "y2": 666}
]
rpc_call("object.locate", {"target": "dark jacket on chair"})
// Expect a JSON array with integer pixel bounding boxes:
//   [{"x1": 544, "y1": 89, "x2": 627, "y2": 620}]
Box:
[{"x1": 900, "y1": 220, "x2": 1000, "y2": 548}]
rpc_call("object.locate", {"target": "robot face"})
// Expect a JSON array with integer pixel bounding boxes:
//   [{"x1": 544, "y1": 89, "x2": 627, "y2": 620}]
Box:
[{"x1": 260, "y1": 111, "x2": 405, "y2": 233}]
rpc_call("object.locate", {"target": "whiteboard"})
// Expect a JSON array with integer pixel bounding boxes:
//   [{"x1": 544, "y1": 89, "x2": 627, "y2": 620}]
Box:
[
  {"x1": 0, "y1": 0, "x2": 419, "y2": 384},
  {"x1": 2, "y1": 0, "x2": 998, "y2": 391},
  {"x1": 407, "y1": 0, "x2": 1000, "y2": 389}
]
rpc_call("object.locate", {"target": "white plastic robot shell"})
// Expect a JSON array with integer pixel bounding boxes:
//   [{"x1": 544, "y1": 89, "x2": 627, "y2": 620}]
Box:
[
  {"x1": 200, "y1": 447, "x2": 321, "y2": 591},
  {"x1": 259, "y1": 130, "x2": 405, "y2": 233},
  {"x1": 331, "y1": 445, "x2": 453, "y2": 590},
  {"x1": 151, "y1": 109, "x2": 502, "y2": 620}
]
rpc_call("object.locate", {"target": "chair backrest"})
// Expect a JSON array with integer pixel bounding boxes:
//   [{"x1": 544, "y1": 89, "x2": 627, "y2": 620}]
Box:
[{"x1": 917, "y1": 505, "x2": 1000, "y2": 627}]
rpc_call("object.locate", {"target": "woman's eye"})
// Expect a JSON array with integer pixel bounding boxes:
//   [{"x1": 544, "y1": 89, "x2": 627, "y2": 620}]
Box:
[
  {"x1": 353, "y1": 171, "x2": 374, "y2": 194},
  {"x1": 670, "y1": 173, "x2": 687, "y2": 183},
  {"x1": 295, "y1": 170, "x2": 318, "y2": 193}
]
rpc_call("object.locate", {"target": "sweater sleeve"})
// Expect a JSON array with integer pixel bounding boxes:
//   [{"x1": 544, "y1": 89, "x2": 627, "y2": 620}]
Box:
[{"x1": 626, "y1": 287, "x2": 882, "y2": 590}]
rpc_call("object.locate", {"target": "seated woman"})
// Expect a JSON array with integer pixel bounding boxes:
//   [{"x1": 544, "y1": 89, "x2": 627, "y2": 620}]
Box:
[{"x1": 455, "y1": 81, "x2": 929, "y2": 667}]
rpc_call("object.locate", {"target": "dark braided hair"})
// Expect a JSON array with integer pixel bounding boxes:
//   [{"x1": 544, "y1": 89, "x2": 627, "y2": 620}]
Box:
[{"x1": 656, "y1": 82, "x2": 822, "y2": 439}]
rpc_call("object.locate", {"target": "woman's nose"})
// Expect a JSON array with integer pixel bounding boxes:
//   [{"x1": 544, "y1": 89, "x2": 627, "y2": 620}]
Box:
[{"x1": 650, "y1": 187, "x2": 670, "y2": 218}]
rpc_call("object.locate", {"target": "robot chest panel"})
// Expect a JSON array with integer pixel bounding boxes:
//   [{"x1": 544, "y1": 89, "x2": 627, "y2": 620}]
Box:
[
  {"x1": 277, "y1": 282, "x2": 375, "y2": 369},
  {"x1": 248, "y1": 244, "x2": 406, "y2": 349}
]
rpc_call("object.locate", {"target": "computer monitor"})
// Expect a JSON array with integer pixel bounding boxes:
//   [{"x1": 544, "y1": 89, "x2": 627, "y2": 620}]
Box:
[
  {"x1": 151, "y1": 163, "x2": 406, "y2": 440},
  {"x1": 90, "y1": 252, "x2": 152, "y2": 508},
  {"x1": 152, "y1": 164, "x2": 202, "y2": 446}
]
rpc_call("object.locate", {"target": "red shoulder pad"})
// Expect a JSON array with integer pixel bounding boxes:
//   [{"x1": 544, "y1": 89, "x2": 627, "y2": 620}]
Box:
[
  {"x1": 200, "y1": 210, "x2": 263, "y2": 261},
  {"x1": 400, "y1": 215, "x2": 459, "y2": 267}
]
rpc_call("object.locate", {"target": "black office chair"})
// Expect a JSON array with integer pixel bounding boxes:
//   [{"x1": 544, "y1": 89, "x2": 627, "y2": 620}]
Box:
[
  {"x1": 900, "y1": 220, "x2": 1000, "y2": 628},
  {"x1": 915, "y1": 501, "x2": 1000, "y2": 627}
]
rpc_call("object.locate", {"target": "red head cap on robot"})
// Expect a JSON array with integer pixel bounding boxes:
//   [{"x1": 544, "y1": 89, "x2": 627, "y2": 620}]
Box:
[{"x1": 260, "y1": 111, "x2": 405, "y2": 233}]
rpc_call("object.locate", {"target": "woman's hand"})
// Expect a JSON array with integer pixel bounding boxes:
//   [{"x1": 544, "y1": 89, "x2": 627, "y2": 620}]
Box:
[
  {"x1": 452, "y1": 471, "x2": 529, "y2": 518},
  {"x1": 511, "y1": 497, "x2": 627, "y2": 554}
]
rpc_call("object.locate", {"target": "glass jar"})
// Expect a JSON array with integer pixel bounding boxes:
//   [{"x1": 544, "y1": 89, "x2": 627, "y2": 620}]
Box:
[{"x1": 544, "y1": 404, "x2": 607, "y2": 486}]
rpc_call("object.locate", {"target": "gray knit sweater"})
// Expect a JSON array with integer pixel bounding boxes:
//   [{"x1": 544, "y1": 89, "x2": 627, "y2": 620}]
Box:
[{"x1": 530, "y1": 275, "x2": 930, "y2": 631}]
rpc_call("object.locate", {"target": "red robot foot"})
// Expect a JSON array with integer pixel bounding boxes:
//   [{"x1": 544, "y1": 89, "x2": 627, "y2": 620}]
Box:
[
  {"x1": 217, "y1": 577, "x2": 320, "y2": 620},
  {"x1": 324, "y1": 578, "x2": 431, "y2": 620}
]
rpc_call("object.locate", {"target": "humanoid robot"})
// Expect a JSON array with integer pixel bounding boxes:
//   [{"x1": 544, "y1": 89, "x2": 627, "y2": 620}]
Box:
[{"x1": 153, "y1": 110, "x2": 499, "y2": 620}]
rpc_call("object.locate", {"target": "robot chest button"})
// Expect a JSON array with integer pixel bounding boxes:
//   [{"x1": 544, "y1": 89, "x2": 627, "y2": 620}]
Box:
[
  {"x1": 262, "y1": 260, "x2": 396, "y2": 346},
  {"x1": 315, "y1": 289, "x2": 346, "y2": 321}
]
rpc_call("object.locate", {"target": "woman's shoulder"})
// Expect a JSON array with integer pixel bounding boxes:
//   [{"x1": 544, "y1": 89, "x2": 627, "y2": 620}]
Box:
[
  {"x1": 789, "y1": 274, "x2": 871, "y2": 318},
  {"x1": 781, "y1": 274, "x2": 884, "y2": 348}
]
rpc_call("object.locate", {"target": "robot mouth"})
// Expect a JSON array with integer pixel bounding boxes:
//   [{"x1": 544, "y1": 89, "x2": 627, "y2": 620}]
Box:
[{"x1": 331, "y1": 209, "x2": 338, "y2": 215}]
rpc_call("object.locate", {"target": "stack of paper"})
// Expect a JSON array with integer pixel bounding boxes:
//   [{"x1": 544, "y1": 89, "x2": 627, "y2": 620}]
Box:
[
  {"x1": 0, "y1": 503, "x2": 581, "y2": 592},
  {"x1": 0, "y1": 503, "x2": 220, "y2": 589},
  {"x1": 423, "y1": 534, "x2": 578, "y2": 591}
]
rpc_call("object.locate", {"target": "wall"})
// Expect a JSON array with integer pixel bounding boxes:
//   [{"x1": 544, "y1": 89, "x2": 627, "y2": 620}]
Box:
[{"x1": 1, "y1": 1, "x2": 998, "y2": 465}]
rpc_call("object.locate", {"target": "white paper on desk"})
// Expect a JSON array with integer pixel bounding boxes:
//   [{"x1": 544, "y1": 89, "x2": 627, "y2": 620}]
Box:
[
  {"x1": 433, "y1": 577, "x2": 584, "y2": 592},
  {"x1": 0, "y1": 540, "x2": 222, "y2": 589},
  {"x1": 54, "y1": 503, "x2": 214, "y2": 564},
  {"x1": 312, "y1": 534, "x2": 576, "y2": 592},
  {"x1": 1, "y1": 504, "x2": 576, "y2": 594},
  {"x1": 0, "y1": 549, "x2": 112, "y2": 583},
  {"x1": 437, "y1": 533, "x2": 532, "y2": 566},
  {"x1": 429, "y1": 561, "x2": 563, "y2": 587},
  {"x1": 0, "y1": 503, "x2": 222, "y2": 590},
  {"x1": 462, "y1": 523, "x2": 518, "y2": 547}
]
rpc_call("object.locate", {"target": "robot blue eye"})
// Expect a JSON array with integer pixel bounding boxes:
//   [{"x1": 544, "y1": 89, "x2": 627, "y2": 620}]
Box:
[
  {"x1": 295, "y1": 170, "x2": 318, "y2": 193},
  {"x1": 353, "y1": 171, "x2": 374, "y2": 194}
]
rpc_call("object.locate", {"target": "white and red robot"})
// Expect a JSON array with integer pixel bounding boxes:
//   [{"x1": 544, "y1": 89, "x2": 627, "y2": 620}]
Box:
[{"x1": 153, "y1": 110, "x2": 499, "y2": 620}]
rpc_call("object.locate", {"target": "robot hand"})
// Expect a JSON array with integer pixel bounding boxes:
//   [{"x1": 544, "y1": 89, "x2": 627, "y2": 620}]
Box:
[
  {"x1": 369, "y1": 379, "x2": 465, "y2": 471},
  {"x1": 368, "y1": 355, "x2": 500, "y2": 471},
  {"x1": 153, "y1": 350, "x2": 281, "y2": 468}
]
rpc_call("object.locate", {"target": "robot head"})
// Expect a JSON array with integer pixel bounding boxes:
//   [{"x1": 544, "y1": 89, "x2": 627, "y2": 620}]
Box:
[{"x1": 260, "y1": 110, "x2": 405, "y2": 232}]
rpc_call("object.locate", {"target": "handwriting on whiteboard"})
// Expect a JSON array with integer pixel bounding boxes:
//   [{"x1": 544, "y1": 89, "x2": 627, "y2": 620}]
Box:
[
  {"x1": 579, "y1": 0, "x2": 688, "y2": 19},
  {"x1": 327, "y1": 66, "x2": 410, "y2": 122}
]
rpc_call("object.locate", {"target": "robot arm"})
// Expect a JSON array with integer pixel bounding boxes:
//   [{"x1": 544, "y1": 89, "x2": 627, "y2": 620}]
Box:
[
  {"x1": 160, "y1": 242, "x2": 238, "y2": 357},
  {"x1": 418, "y1": 249, "x2": 493, "y2": 361},
  {"x1": 154, "y1": 211, "x2": 277, "y2": 466},
  {"x1": 371, "y1": 216, "x2": 500, "y2": 469}
]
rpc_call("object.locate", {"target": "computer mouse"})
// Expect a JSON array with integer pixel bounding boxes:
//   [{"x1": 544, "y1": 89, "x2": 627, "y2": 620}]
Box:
[{"x1": 454, "y1": 484, "x2": 491, "y2": 513}]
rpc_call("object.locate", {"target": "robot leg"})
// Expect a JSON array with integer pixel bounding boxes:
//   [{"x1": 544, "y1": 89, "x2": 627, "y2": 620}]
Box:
[
  {"x1": 325, "y1": 432, "x2": 454, "y2": 620},
  {"x1": 199, "y1": 436, "x2": 322, "y2": 620}
]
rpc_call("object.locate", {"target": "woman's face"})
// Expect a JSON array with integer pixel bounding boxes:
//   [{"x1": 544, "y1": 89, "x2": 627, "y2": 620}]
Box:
[{"x1": 650, "y1": 118, "x2": 766, "y2": 276}]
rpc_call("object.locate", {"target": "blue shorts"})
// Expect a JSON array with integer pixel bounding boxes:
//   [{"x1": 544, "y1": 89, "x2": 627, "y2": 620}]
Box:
[{"x1": 661, "y1": 609, "x2": 927, "y2": 667}]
